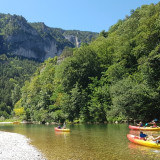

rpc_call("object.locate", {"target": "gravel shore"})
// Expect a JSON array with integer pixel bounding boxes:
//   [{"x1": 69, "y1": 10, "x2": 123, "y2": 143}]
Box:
[{"x1": 0, "y1": 131, "x2": 46, "y2": 160}]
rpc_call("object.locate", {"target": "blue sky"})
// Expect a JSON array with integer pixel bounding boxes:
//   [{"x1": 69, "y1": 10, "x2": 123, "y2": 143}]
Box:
[{"x1": 0, "y1": 0, "x2": 159, "y2": 32}]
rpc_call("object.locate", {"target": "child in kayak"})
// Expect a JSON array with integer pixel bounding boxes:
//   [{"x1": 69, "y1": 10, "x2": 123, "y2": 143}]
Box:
[{"x1": 140, "y1": 131, "x2": 147, "y2": 140}]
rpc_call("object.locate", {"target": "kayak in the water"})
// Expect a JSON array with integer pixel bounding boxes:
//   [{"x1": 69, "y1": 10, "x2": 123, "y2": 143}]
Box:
[
  {"x1": 129, "y1": 125, "x2": 160, "y2": 131},
  {"x1": 54, "y1": 127, "x2": 70, "y2": 132},
  {"x1": 127, "y1": 134, "x2": 160, "y2": 148}
]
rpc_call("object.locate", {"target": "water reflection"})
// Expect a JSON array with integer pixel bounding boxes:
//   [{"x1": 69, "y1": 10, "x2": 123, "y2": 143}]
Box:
[
  {"x1": 54, "y1": 131, "x2": 70, "y2": 136},
  {"x1": 128, "y1": 141, "x2": 160, "y2": 159}
]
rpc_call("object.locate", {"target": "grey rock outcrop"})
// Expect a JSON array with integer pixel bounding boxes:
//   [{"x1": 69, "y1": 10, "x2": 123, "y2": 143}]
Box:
[
  {"x1": 64, "y1": 35, "x2": 81, "y2": 48},
  {"x1": 0, "y1": 13, "x2": 98, "y2": 61}
]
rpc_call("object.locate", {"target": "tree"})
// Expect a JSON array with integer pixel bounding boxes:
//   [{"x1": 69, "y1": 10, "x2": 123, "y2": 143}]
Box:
[
  {"x1": 99, "y1": 30, "x2": 108, "y2": 38},
  {"x1": 61, "y1": 83, "x2": 86, "y2": 122},
  {"x1": 88, "y1": 77, "x2": 110, "y2": 122}
]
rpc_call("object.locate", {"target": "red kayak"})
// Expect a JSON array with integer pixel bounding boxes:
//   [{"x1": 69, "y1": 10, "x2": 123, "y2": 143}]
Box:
[
  {"x1": 54, "y1": 127, "x2": 70, "y2": 132},
  {"x1": 129, "y1": 125, "x2": 160, "y2": 131}
]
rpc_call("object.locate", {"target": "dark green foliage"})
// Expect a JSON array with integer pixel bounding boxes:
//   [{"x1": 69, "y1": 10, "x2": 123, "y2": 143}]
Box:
[
  {"x1": 99, "y1": 30, "x2": 108, "y2": 38},
  {"x1": 58, "y1": 46, "x2": 102, "y2": 92},
  {"x1": 88, "y1": 77, "x2": 111, "y2": 122},
  {"x1": 0, "y1": 54, "x2": 40, "y2": 118},
  {"x1": 61, "y1": 84, "x2": 86, "y2": 122},
  {"x1": 109, "y1": 76, "x2": 159, "y2": 121},
  {"x1": 20, "y1": 58, "x2": 57, "y2": 122}
]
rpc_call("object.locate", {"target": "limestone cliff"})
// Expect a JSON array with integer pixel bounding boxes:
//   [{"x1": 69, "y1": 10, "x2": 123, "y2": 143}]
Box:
[{"x1": 0, "y1": 13, "x2": 98, "y2": 61}]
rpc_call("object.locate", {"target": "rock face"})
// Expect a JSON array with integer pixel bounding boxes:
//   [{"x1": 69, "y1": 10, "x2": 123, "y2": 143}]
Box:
[
  {"x1": 44, "y1": 41, "x2": 62, "y2": 60},
  {"x1": 64, "y1": 35, "x2": 81, "y2": 48},
  {"x1": 0, "y1": 14, "x2": 98, "y2": 61}
]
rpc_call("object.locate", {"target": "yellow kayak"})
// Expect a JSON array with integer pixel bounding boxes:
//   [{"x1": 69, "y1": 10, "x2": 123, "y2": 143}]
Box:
[
  {"x1": 127, "y1": 134, "x2": 160, "y2": 148},
  {"x1": 54, "y1": 127, "x2": 70, "y2": 132}
]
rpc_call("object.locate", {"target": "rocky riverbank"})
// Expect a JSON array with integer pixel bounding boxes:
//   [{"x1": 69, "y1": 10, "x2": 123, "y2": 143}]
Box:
[{"x1": 0, "y1": 131, "x2": 46, "y2": 160}]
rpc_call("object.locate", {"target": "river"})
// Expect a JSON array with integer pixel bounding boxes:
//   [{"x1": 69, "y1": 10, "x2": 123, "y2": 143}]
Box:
[{"x1": 0, "y1": 123, "x2": 160, "y2": 160}]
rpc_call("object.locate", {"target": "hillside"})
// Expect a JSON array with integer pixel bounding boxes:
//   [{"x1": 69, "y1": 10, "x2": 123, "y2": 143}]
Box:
[
  {"x1": 12, "y1": 2, "x2": 160, "y2": 123},
  {"x1": 0, "y1": 54, "x2": 40, "y2": 119},
  {"x1": 0, "y1": 13, "x2": 98, "y2": 61}
]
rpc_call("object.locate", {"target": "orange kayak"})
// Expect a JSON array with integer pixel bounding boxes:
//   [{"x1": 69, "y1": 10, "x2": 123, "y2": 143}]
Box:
[
  {"x1": 54, "y1": 127, "x2": 70, "y2": 132},
  {"x1": 129, "y1": 125, "x2": 160, "y2": 131},
  {"x1": 127, "y1": 134, "x2": 160, "y2": 148}
]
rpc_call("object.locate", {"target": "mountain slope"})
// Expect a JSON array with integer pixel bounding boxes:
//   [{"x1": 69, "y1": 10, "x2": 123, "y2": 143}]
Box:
[{"x1": 0, "y1": 13, "x2": 98, "y2": 61}]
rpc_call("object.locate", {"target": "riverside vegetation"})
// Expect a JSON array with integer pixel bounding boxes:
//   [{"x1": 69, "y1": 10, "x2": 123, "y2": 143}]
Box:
[{"x1": 1, "y1": 3, "x2": 160, "y2": 123}]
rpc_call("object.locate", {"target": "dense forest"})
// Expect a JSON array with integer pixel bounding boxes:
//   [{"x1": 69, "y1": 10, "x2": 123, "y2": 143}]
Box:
[
  {"x1": 2, "y1": 3, "x2": 160, "y2": 123},
  {"x1": 0, "y1": 54, "x2": 40, "y2": 119}
]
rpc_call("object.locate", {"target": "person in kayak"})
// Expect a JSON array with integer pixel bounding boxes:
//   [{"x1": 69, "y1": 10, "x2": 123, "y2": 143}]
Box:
[
  {"x1": 140, "y1": 131, "x2": 147, "y2": 140},
  {"x1": 57, "y1": 125, "x2": 61, "y2": 129},
  {"x1": 153, "y1": 135, "x2": 160, "y2": 143},
  {"x1": 148, "y1": 120, "x2": 158, "y2": 128},
  {"x1": 137, "y1": 121, "x2": 143, "y2": 127},
  {"x1": 147, "y1": 135, "x2": 160, "y2": 143},
  {"x1": 145, "y1": 123, "x2": 148, "y2": 127}
]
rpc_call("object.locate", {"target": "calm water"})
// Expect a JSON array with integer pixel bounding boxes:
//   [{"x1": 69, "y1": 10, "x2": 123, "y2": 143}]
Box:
[{"x1": 0, "y1": 123, "x2": 160, "y2": 160}]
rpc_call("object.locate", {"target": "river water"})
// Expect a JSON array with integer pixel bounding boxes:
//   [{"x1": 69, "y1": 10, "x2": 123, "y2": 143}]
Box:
[{"x1": 0, "y1": 123, "x2": 160, "y2": 160}]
